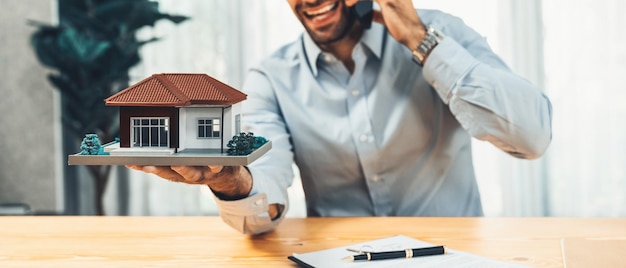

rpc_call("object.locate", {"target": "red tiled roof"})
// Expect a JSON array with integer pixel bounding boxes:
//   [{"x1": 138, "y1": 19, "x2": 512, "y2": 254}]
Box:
[{"x1": 105, "y1": 73, "x2": 247, "y2": 107}]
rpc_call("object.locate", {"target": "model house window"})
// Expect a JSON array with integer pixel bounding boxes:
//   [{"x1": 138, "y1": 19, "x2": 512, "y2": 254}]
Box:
[
  {"x1": 131, "y1": 117, "x2": 169, "y2": 147},
  {"x1": 198, "y1": 118, "x2": 221, "y2": 138},
  {"x1": 235, "y1": 114, "x2": 241, "y2": 135}
]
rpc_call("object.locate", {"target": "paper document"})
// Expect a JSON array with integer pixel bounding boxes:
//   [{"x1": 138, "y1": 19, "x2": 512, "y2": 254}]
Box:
[{"x1": 289, "y1": 235, "x2": 528, "y2": 268}]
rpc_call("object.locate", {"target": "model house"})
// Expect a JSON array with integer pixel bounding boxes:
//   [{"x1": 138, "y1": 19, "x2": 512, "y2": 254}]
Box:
[{"x1": 105, "y1": 73, "x2": 246, "y2": 155}]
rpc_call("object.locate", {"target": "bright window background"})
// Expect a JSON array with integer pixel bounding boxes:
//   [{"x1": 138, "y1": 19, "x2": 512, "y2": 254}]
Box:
[
  {"x1": 542, "y1": 0, "x2": 626, "y2": 216},
  {"x1": 104, "y1": 0, "x2": 626, "y2": 218},
  {"x1": 418, "y1": 0, "x2": 547, "y2": 217}
]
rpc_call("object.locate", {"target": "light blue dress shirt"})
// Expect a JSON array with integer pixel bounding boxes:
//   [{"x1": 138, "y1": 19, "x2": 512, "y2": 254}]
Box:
[{"x1": 214, "y1": 9, "x2": 552, "y2": 234}]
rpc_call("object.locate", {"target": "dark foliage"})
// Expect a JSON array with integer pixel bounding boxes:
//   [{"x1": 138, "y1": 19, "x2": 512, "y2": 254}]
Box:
[
  {"x1": 227, "y1": 132, "x2": 268, "y2": 156},
  {"x1": 79, "y1": 133, "x2": 103, "y2": 155},
  {"x1": 29, "y1": 0, "x2": 188, "y2": 215},
  {"x1": 30, "y1": 0, "x2": 188, "y2": 138}
]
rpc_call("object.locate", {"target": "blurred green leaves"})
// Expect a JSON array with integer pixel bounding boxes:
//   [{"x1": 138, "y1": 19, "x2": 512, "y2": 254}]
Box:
[
  {"x1": 29, "y1": 0, "x2": 188, "y2": 138},
  {"x1": 58, "y1": 28, "x2": 111, "y2": 64},
  {"x1": 29, "y1": 0, "x2": 188, "y2": 215}
]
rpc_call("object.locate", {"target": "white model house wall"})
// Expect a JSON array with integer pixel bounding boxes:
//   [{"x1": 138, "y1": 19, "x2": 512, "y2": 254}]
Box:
[
  {"x1": 227, "y1": 103, "x2": 242, "y2": 140},
  {"x1": 178, "y1": 104, "x2": 242, "y2": 151}
]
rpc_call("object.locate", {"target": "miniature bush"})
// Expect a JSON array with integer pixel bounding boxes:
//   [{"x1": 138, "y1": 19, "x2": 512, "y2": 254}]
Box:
[
  {"x1": 79, "y1": 133, "x2": 110, "y2": 155},
  {"x1": 227, "y1": 132, "x2": 268, "y2": 155},
  {"x1": 79, "y1": 134, "x2": 102, "y2": 155}
]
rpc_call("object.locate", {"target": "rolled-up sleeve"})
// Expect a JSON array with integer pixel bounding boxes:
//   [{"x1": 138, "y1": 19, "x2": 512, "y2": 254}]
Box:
[
  {"x1": 213, "y1": 193, "x2": 280, "y2": 235},
  {"x1": 213, "y1": 67, "x2": 295, "y2": 235},
  {"x1": 422, "y1": 12, "x2": 552, "y2": 159}
]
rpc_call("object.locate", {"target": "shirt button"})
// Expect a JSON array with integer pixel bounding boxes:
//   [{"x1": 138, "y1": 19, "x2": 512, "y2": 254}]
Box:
[
  {"x1": 351, "y1": 89, "x2": 359, "y2": 97},
  {"x1": 359, "y1": 134, "x2": 368, "y2": 142},
  {"x1": 323, "y1": 53, "x2": 334, "y2": 62},
  {"x1": 372, "y1": 175, "x2": 381, "y2": 182}
]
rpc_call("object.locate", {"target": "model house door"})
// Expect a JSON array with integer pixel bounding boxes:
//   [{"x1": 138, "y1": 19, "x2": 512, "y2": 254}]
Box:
[{"x1": 130, "y1": 117, "x2": 170, "y2": 148}]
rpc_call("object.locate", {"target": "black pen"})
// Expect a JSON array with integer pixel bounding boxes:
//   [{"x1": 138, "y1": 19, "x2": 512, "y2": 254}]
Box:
[{"x1": 342, "y1": 245, "x2": 446, "y2": 262}]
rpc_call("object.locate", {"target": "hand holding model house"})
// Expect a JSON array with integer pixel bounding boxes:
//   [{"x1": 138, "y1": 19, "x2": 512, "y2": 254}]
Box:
[
  {"x1": 68, "y1": 73, "x2": 276, "y2": 216},
  {"x1": 69, "y1": 74, "x2": 271, "y2": 166}
]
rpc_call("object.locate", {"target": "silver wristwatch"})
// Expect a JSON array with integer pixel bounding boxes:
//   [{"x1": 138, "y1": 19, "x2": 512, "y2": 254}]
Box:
[{"x1": 411, "y1": 25, "x2": 444, "y2": 66}]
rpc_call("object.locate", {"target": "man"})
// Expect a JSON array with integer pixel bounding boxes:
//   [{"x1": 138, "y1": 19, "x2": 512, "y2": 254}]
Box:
[{"x1": 128, "y1": 0, "x2": 552, "y2": 234}]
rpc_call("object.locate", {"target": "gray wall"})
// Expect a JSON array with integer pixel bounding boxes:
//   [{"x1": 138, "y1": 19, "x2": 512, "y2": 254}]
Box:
[{"x1": 0, "y1": 0, "x2": 61, "y2": 214}]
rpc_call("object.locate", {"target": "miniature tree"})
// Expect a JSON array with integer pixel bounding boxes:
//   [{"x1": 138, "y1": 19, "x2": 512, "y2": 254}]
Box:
[
  {"x1": 79, "y1": 134, "x2": 102, "y2": 155},
  {"x1": 227, "y1": 132, "x2": 268, "y2": 156},
  {"x1": 29, "y1": 0, "x2": 188, "y2": 215}
]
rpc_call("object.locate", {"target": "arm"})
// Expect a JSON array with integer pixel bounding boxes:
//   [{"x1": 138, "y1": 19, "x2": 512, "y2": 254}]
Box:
[
  {"x1": 126, "y1": 65, "x2": 295, "y2": 235},
  {"x1": 234, "y1": 66, "x2": 297, "y2": 229},
  {"x1": 423, "y1": 30, "x2": 552, "y2": 159},
  {"x1": 213, "y1": 66, "x2": 296, "y2": 234},
  {"x1": 369, "y1": 0, "x2": 552, "y2": 158}
]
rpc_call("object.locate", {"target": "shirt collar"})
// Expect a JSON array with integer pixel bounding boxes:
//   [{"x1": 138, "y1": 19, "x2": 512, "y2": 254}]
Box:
[{"x1": 302, "y1": 23, "x2": 385, "y2": 76}]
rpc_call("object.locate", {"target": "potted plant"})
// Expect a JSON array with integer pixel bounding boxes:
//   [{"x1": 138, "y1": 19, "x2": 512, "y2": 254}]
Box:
[{"x1": 30, "y1": 0, "x2": 188, "y2": 215}]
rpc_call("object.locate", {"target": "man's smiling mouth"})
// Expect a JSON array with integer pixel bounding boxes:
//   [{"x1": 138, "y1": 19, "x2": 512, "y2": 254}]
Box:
[{"x1": 303, "y1": 2, "x2": 338, "y2": 20}]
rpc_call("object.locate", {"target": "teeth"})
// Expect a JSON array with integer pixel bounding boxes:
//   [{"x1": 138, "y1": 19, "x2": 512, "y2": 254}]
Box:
[{"x1": 305, "y1": 2, "x2": 336, "y2": 16}]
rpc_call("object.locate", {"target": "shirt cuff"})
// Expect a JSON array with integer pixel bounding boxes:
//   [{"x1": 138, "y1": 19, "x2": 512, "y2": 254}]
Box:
[
  {"x1": 214, "y1": 192, "x2": 269, "y2": 216},
  {"x1": 422, "y1": 37, "x2": 479, "y2": 104},
  {"x1": 212, "y1": 167, "x2": 287, "y2": 231},
  {"x1": 247, "y1": 166, "x2": 288, "y2": 206},
  {"x1": 213, "y1": 192, "x2": 275, "y2": 234}
]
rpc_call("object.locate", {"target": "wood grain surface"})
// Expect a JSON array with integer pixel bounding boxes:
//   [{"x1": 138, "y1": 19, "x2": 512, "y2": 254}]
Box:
[{"x1": 1, "y1": 217, "x2": 624, "y2": 267}]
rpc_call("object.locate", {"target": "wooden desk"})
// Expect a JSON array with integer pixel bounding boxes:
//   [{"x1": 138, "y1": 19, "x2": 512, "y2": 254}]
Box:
[{"x1": 0, "y1": 217, "x2": 624, "y2": 267}]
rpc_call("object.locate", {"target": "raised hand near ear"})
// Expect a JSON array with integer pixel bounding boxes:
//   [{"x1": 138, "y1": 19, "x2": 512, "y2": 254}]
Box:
[{"x1": 347, "y1": 0, "x2": 426, "y2": 51}]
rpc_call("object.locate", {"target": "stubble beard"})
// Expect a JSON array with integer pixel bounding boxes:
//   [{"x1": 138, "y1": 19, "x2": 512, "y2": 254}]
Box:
[{"x1": 305, "y1": 4, "x2": 357, "y2": 45}]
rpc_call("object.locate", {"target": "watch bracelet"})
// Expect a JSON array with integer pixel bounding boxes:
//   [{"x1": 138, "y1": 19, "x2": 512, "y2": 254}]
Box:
[{"x1": 412, "y1": 25, "x2": 443, "y2": 66}]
